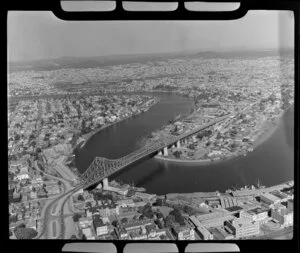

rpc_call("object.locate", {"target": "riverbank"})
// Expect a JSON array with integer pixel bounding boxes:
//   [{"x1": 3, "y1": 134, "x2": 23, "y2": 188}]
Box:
[
  {"x1": 154, "y1": 105, "x2": 290, "y2": 165},
  {"x1": 157, "y1": 180, "x2": 293, "y2": 198},
  {"x1": 154, "y1": 154, "x2": 236, "y2": 165},
  {"x1": 75, "y1": 96, "x2": 160, "y2": 151}
]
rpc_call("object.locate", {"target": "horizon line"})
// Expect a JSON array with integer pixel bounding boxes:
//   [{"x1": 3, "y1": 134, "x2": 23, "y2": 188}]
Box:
[{"x1": 8, "y1": 46, "x2": 294, "y2": 64}]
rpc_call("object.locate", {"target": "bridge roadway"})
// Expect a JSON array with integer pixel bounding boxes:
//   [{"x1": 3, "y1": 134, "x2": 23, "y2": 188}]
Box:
[{"x1": 80, "y1": 113, "x2": 232, "y2": 188}]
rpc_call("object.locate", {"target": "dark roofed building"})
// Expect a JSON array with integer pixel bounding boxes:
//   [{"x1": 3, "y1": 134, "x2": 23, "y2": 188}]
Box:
[{"x1": 225, "y1": 205, "x2": 243, "y2": 214}]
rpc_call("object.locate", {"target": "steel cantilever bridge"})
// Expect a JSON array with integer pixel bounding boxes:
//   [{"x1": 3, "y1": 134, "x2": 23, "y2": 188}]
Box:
[{"x1": 79, "y1": 114, "x2": 231, "y2": 189}]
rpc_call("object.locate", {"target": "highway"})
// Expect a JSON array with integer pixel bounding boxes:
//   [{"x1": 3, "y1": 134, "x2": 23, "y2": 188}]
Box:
[{"x1": 34, "y1": 161, "x2": 79, "y2": 239}]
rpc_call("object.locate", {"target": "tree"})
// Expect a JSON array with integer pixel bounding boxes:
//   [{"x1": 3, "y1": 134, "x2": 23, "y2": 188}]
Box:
[
  {"x1": 170, "y1": 208, "x2": 185, "y2": 225},
  {"x1": 155, "y1": 219, "x2": 164, "y2": 229},
  {"x1": 14, "y1": 227, "x2": 37, "y2": 239},
  {"x1": 173, "y1": 151, "x2": 182, "y2": 158},
  {"x1": 183, "y1": 205, "x2": 196, "y2": 216},
  {"x1": 156, "y1": 212, "x2": 164, "y2": 220},
  {"x1": 160, "y1": 234, "x2": 167, "y2": 240},
  {"x1": 112, "y1": 220, "x2": 119, "y2": 227},
  {"x1": 14, "y1": 223, "x2": 26, "y2": 232},
  {"x1": 69, "y1": 234, "x2": 78, "y2": 239},
  {"x1": 197, "y1": 132, "x2": 204, "y2": 140},
  {"x1": 72, "y1": 213, "x2": 81, "y2": 222},
  {"x1": 165, "y1": 215, "x2": 175, "y2": 228},
  {"x1": 121, "y1": 218, "x2": 128, "y2": 224},
  {"x1": 77, "y1": 194, "x2": 84, "y2": 201},
  {"x1": 14, "y1": 134, "x2": 20, "y2": 141},
  {"x1": 188, "y1": 143, "x2": 196, "y2": 150}
]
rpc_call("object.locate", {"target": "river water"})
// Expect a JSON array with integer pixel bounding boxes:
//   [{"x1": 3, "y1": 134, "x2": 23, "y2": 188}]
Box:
[{"x1": 75, "y1": 93, "x2": 294, "y2": 194}]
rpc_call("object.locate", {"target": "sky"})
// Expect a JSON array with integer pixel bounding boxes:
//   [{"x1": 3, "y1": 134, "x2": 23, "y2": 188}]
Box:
[{"x1": 7, "y1": 10, "x2": 294, "y2": 62}]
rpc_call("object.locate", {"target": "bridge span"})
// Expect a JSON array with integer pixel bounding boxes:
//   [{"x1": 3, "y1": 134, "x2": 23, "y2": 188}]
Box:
[{"x1": 79, "y1": 113, "x2": 232, "y2": 189}]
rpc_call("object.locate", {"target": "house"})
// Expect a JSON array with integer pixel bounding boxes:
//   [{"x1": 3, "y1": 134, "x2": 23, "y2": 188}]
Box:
[
  {"x1": 134, "y1": 192, "x2": 156, "y2": 202},
  {"x1": 130, "y1": 231, "x2": 147, "y2": 240},
  {"x1": 24, "y1": 202, "x2": 30, "y2": 209},
  {"x1": 22, "y1": 193, "x2": 29, "y2": 202},
  {"x1": 123, "y1": 219, "x2": 153, "y2": 233},
  {"x1": 37, "y1": 188, "x2": 47, "y2": 198},
  {"x1": 287, "y1": 199, "x2": 293, "y2": 212},
  {"x1": 30, "y1": 191, "x2": 37, "y2": 199},
  {"x1": 117, "y1": 227, "x2": 130, "y2": 240},
  {"x1": 31, "y1": 210, "x2": 38, "y2": 220},
  {"x1": 30, "y1": 200, "x2": 39, "y2": 209},
  {"x1": 116, "y1": 199, "x2": 135, "y2": 208},
  {"x1": 78, "y1": 217, "x2": 93, "y2": 229},
  {"x1": 14, "y1": 172, "x2": 29, "y2": 181},
  {"x1": 14, "y1": 165, "x2": 30, "y2": 181},
  {"x1": 27, "y1": 219, "x2": 37, "y2": 230},
  {"x1": 172, "y1": 226, "x2": 195, "y2": 240},
  {"x1": 97, "y1": 202, "x2": 119, "y2": 217},
  {"x1": 154, "y1": 228, "x2": 167, "y2": 238},
  {"x1": 13, "y1": 191, "x2": 21, "y2": 202},
  {"x1": 86, "y1": 206, "x2": 99, "y2": 217},
  {"x1": 24, "y1": 210, "x2": 31, "y2": 219},
  {"x1": 45, "y1": 184, "x2": 60, "y2": 195},
  {"x1": 17, "y1": 213, "x2": 23, "y2": 221},
  {"x1": 145, "y1": 224, "x2": 157, "y2": 238},
  {"x1": 31, "y1": 176, "x2": 43, "y2": 187}
]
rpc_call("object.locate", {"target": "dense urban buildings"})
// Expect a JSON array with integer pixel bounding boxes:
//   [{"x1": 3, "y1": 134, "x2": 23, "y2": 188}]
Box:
[{"x1": 8, "y1": 50, "x2": 294, "y2": 240}]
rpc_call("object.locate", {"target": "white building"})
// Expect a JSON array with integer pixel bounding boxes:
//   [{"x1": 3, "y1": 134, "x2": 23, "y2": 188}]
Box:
[
  {"x1": 240, "y1": 208, "x2": 268, "y2": 224},
  {"x1": 82, "y1": 227, "x2": 95, "y2": 239},
  {"x1": 225, "y1": 218, "x2": 260, "y2": 239},
  {"x1": 78, "y1": 217, "x2": 93, "y2": 229}
]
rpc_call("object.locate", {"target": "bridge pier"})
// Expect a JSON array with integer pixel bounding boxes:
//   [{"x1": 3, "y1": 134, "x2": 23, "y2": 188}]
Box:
[
  {"x1": 102, "y1": 178, "x2": 109, "y2": 190},
  {"x1": 176, "y1": 141, "x2": 181, "y2": 148},
  {"x1": 158, "y1": 151, "x2": 162, "y2": 156},
  {"x1": 163, "y1": 147, "x2": 168, "y2": 156}
]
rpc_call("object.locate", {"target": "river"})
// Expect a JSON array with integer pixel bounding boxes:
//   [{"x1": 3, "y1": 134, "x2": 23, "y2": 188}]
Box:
[{"x1": 75, "y1": 93, "x2": 294, "y2": 194}]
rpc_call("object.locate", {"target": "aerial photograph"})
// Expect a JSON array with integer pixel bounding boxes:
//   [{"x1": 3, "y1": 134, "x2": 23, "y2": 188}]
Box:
[{"x1": 8, "y1": 10, "x2": 294, "y2": 240}]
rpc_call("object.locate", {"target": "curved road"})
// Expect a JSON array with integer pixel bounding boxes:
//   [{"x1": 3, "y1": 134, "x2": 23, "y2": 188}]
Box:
[{"x1": 34, "y1": 161, "x2": 79, "y2": 239}]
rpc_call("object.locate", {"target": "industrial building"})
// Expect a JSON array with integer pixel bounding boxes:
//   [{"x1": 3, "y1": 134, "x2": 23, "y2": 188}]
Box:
[
  {"x1": 240, "y1": 207, "x2": 268, "y2": 224},
  {"x1": 271, "y1": 208, "x2": 293, "y2": 226},
  {"x1": 189, "y1": 215, "x2": 213, "y2": 240},
  {"x1": 260, "y1": 193, "x2": 281, "y2": 206},
  {"x1": 196, "y1": 212, "x2": 235, "y2": 228}
]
